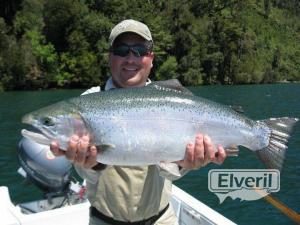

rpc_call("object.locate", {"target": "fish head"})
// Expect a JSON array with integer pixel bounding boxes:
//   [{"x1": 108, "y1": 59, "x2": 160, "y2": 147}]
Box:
[{"x1": 21, "y1": 100, "x2": 88, "y2": 150}]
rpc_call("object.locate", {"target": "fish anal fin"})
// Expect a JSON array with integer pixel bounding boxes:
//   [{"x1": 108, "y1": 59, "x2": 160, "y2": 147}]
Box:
[
  {"x1": 97, "y1": 143, "x2": 116, "y2": 151},
  {"x1": 225, "y1": 145, "x2": 239, "y2": 157}
]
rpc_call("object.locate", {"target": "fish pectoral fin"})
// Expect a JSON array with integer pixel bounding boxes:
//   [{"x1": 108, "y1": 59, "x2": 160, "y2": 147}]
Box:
[
  {"x1": 97, "y1": 143, "x2": 116, "y2": 151},
  {"x1": 225, "y1": 145, "x2": 239, "y2": 157},
  {"x1": 158, "y1": 161, "x2": 181, "y2": 177},
  {"x1": 149, "y1": 79, "x2": 194, "y2": 96}
]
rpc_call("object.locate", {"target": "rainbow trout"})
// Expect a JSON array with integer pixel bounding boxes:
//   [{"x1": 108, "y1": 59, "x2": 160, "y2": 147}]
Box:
[{"x1": 22, "y1": 80, "x2": 298, "y2": 169}]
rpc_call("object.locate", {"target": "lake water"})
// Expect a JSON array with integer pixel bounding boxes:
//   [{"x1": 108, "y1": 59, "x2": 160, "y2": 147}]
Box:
[{"x1": 0, "y1": 84, "x2": 299, "y2": 225}]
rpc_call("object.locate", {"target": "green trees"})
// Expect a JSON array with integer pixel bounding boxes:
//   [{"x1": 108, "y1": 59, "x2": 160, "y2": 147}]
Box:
[{"x1": 0, "y1": 0, "x2": 299, "y2": 90}]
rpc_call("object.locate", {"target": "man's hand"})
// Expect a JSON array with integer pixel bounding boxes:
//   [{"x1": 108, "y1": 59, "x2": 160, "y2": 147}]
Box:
[
  {"x1": 175, "y1": 133, "x2": 227, "y2": 169},
  {"x1": 50, "y1": 135, "x2": 98, "y2": 169}
]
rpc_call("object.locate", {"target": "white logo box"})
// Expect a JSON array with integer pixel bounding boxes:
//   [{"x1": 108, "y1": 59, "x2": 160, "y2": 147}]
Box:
[{"x1": 208, "y1": 169, "x2": 280, "y2": 192}]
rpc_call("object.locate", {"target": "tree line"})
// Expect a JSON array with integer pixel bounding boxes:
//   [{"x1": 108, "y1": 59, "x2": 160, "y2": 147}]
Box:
[{"x1": 0, "y1": 0, "x2": 299, "y2": 91}]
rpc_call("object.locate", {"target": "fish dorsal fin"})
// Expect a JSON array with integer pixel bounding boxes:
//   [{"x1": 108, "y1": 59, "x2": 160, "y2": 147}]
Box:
[
  {"x1": 229, "y1": 105, "x2": 244, "y2": 114},
  {"x1": 149, "y1": 79, "x2": 194, "y2": 96}
]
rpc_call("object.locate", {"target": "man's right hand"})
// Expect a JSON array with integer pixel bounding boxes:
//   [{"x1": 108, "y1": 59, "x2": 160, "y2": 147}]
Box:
[{"x1": 50, "y1": 135, "x2": 98, "y2": 169}]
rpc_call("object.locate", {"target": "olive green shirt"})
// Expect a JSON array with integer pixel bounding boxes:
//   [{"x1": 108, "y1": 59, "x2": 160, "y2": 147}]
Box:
[{"x1": 76, "y1": 164, "x2": 187, "y2": 221}]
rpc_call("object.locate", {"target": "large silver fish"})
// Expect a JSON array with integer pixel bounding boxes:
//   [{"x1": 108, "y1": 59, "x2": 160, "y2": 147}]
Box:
[{"x1": 22, "y1": 80, "x2": 298, "y2": 169}]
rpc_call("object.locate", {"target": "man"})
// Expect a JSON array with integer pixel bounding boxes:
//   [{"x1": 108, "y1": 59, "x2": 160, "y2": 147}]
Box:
[{"x1": 51, "y1": 19, "x2": 227, "y2": 225}]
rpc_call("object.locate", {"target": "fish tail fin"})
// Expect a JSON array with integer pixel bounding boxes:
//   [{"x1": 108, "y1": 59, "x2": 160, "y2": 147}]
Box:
[{"x1": 256, "y1": 117, "x2": 298, "y2": 170}]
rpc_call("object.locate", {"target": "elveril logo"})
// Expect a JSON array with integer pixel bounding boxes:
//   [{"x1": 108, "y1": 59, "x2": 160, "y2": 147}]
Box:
[{"x1": 208, "y1": 169, "x2": 280, "y2": 203}]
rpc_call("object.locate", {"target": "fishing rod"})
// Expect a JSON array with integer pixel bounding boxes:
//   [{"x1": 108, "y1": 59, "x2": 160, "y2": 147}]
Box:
[
  {"x1": 255, "y1": 188, "x2": 300, "y2": 224},
  {"x1": 263, "y1": 193, "x2": 300, "y2": 224}
]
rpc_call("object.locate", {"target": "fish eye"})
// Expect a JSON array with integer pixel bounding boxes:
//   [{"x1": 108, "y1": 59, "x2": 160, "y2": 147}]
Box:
[{"x1": 41, "y1": 117, "x2": 54, "y2": 126}]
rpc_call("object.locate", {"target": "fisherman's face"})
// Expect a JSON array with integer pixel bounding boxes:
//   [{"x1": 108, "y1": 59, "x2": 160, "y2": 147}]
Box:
[{"x1": 109, "y1": 33, "x2": 154, "y2": 88}]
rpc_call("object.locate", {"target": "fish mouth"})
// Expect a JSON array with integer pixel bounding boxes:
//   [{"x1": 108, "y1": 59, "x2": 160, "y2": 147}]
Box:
[
  {"x1": 21, "y1": 129, "x2": 51, "y2": 146},
  {"x1": 21, "y1": 114, "x2": 52, "y2": 145}
]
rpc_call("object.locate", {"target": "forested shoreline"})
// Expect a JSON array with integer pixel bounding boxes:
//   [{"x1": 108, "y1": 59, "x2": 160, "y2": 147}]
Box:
[{"x1": 0, "y1": 0, "x2": 299, "y2": 91}]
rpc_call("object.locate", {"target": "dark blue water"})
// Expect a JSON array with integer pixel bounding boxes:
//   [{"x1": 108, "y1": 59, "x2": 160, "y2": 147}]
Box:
[
  {"x1": 0, "y1": 84, "x2": 299, "y2": 225},
  {"x1": 175, "y1": 84, "x2": 300, "y2": 225}
]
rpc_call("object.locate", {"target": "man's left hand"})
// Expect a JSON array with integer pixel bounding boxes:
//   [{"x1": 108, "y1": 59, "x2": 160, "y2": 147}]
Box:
[{"x1": 175, "y1": 133, "x2": 227, "y2": 169}]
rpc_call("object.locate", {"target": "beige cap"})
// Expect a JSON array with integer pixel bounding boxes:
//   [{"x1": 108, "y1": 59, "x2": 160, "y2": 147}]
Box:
[{"x1": 109, "y1": 19, "x2": 153, "y2": 47}]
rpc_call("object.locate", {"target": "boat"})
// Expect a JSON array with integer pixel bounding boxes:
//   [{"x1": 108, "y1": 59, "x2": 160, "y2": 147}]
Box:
[{"x1": 1, "y1": 138, "x2": 236, "y2": 225}]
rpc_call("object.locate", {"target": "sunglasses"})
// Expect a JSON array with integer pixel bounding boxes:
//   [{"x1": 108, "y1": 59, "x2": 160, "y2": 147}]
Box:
[{"x1": 111, "y1": 44, "x2": 150, "y2": 57}]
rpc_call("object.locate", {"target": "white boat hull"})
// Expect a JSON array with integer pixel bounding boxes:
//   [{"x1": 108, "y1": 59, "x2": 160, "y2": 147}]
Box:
[{"x1": 1, "y1": 185, "x2": 236, "y2": 225}]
